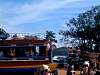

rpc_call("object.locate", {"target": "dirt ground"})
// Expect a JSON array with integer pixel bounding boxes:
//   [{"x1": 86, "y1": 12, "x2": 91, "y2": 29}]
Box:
[{"x1": 56, "y1": 69, "x2": 80, "y2": 75}]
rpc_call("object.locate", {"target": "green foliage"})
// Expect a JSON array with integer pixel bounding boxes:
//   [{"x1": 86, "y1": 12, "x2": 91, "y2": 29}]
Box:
[
  {"x1": 0, "y1": 28, "x2": 9, "y2": 40},
  {"x1": 45, "y1": 31, "x2": 57, "y2": 43},
  {"x1": 60, "y1": 5, "x2": 100, "y2": 51}
]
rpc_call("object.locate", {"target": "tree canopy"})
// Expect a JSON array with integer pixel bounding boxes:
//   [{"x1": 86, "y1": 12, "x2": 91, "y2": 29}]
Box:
[
  {"x1": 0, "y1": 28, "x2": 9, "y2": 40},
  {"x1": 45, "y1": 31, "x2": 57, "y2": 43},
  {"x1": 59, "y1": 5, "x2": 100, "y2": 52}
]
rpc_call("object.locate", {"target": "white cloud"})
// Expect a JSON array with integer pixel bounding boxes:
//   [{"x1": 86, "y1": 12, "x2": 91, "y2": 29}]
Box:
[
  {"x1": 0, "y1": 0, "x2": 99, "y2": 33},
  {"x1": 0, "y1": 0, "x2": 83, "y2": 26}
]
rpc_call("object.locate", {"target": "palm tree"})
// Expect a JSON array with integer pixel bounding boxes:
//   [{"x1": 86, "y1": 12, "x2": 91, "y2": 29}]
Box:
[
  {"x1": 45, "y1": 31, "x2": 57, "y2": 44},
  {"x1": 45, "y1": 31, "x2": 57, "y2": 60}
]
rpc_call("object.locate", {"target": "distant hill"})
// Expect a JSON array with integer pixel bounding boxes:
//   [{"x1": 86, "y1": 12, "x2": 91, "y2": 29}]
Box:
[{"x1": 52, "y1": 47, "x2": 68, "y2": 56}]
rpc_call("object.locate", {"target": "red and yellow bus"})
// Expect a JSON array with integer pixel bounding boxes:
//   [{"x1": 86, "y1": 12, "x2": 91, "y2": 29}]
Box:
[{"x1": 0, "y1": 38, "x2": 51, "y2": 73}]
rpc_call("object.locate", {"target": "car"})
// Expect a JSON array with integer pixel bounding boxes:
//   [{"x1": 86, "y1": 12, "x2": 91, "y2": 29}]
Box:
[{"x1": 52, "y1": 56, "x2": 67, "y2": 63}]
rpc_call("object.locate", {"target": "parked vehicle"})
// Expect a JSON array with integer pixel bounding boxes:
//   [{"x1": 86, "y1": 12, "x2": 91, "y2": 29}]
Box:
[{"x1": 52, "y1": 55, "x2": 67, "y2": 63}]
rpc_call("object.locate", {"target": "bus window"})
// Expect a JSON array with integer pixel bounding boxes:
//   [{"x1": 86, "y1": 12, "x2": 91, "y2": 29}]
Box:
[
  {"x1": 39, "y1": 46, "x2": 46, "y2": 56},
  {"x1": 32, "y1": 46, "x2": 36, "y2": 56},
  {"x1": 9, "y1": 48, "x2": 16, "y2": 57},
  {"x1": 16, "y1": 47, "x2": 26, "y2": 57},
  {"x1": 5, "y1": 48, "x2": 16, "y2": 58},
  {"x1": 0, "y1": 46, "x2": 47, "y2": 60}
]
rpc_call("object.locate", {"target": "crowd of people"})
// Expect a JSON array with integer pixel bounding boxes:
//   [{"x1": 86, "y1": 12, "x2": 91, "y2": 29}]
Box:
[{"x1": 39, "y1": 60, "x2": 99, "y2": 75}]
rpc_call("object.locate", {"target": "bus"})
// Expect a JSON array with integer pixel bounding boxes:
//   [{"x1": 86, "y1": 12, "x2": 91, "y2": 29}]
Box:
[{"x1": 0, "y1": 38, "x2": 51, "y2": 73}]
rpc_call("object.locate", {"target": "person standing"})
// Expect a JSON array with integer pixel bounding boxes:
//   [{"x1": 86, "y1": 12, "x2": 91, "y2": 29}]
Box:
[
  {"x1": 82, "y1": 61, "x2": 90, "y2": 75},
  {"x1": 47, "y1": 43, "x2": 52, "y2": 60},
  {"x1": 0, "y1": 50, "x2": 3, "y2": 57},
  {"x1": 41, "y1": 64, "x2": 51, "y2": 75},
  {"x1": 67, "y1": 64, "x2": 72, "y2": 75}
]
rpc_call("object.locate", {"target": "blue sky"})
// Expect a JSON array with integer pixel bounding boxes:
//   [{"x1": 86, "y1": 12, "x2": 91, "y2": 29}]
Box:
[{"x1": 0, "y1": 0, "x2": 100, "y2": 38}]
